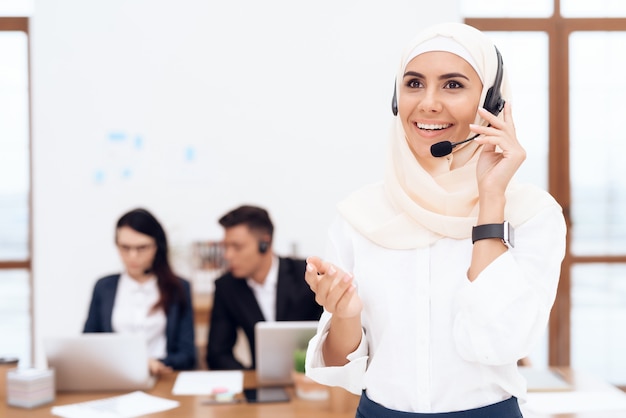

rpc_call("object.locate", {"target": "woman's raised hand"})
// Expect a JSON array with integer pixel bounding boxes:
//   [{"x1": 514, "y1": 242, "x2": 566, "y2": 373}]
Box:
[
  {"x1": 471, "y1": 103, "x2": 526, "y2": 195},
  {"x1": 304, "y1": 256, "x2": 363, "y2": 319}
]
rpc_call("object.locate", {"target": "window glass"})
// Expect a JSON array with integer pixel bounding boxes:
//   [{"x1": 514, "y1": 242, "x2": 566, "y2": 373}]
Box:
[
  {"x1": 485, "y1": 31, "x2": 549, "y2": 190},
  {"x1": 561, "y1": 0, "x2": 626, "y2": 17},
  {"x1": 572, "y1": 263, "x2": 626, "y2": 386},
  {"x1": 0, "y1": 269, "x2": 31, "y2": 367},
  {"x1": 0, "y1": 30, "x2": 29, "y2": 261},
  {"x1": 570, "y1": 31, "x2": 626, "y2": 256},
  {"x1": 0, "y1": 0, "x2": 33, "y2": 16},
  {"x1": 461, "y1": 0, "x2": 553, "y2": 18}
]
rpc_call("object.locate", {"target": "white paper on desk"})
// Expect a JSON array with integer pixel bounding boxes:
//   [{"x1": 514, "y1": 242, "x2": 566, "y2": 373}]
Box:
[
  {"x1": 523, "y1": 390, "x2": 626, "y2": 414},
  {"x1": 50, "y1": 391, "x2": 179, "y2": 418},
  {"x1": 172, "y1": 370, "x2": 243, "y2": 395}
]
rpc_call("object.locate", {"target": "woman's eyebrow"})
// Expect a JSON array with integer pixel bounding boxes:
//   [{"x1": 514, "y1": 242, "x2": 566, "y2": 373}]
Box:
[
  {"x1": 403, "y1": 70, "x2": 470, "y2": 81},
  {"x1": 403, "y1": 71, "x2": 424, "y2": 79},
  {"x1": 439, "y1": 72, "x2": 470, "y2": 81}
]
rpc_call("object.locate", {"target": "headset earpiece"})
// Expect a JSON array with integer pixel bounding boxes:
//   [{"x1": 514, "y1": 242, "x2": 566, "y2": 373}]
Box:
[
  {"x1": 391, "y1": 81, "x2": 398, "y2": 116},
  {"x1": 482, "y1": 46, "x2": 505, "y2": 116},
  {"x1": 258, "y1": 241, "x2": 269, "y2": 254}
]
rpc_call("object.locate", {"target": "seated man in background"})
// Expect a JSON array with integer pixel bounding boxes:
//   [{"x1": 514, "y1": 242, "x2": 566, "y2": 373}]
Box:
[{"x1": 207, "y1": 205, "x2": 322, "y2": 370}]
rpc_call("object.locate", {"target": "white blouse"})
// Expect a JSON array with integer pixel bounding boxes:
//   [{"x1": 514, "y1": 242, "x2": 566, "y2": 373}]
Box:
[
  {"x1": 305, "y1": 205, "x2": 566, "y2": 413},
  {"x1": 112, "y1": 273, "x2": 167, "y2": 360}
]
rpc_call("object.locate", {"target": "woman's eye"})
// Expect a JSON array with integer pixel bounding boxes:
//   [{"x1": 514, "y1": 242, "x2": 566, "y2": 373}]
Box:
[
  {"x1": 445, "y1": 80, "x2": 463, "y2": 89},
  {"x1": 407, "y1": 79, "x2": 422, "y2": 88}
]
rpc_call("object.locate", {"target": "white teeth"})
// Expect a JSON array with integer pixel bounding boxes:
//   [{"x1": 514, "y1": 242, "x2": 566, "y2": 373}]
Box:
[{"x1": 417, "y1": 123, "x2": 451, "y2": 130}]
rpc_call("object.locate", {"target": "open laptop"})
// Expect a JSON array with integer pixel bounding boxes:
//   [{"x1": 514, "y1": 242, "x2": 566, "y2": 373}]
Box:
[
  {"x1": 44, "y1": 333, "x2": 156, "y2": 392},
  {"x1": 254, "y1": 320, "x2": 318, "y2": 386}
]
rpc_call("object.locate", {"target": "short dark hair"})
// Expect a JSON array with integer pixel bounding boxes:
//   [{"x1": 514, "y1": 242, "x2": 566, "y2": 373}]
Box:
[{"x1": 218, "y1": 205, "x2": 274, "y2": 240}]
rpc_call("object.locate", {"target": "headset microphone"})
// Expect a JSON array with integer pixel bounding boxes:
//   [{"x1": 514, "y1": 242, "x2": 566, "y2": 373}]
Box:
[{"x1": 430, "y1": 133, "x2": 481, "y2": 157}]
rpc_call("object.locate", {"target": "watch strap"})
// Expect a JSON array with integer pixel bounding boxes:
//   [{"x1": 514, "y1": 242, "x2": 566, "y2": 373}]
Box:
[
  {"x1": 472, "y1": 223, "x2": 505, "y2": 244},
  {"x1": 472, "y1": 221, "x2": 514, "y2": 248}
]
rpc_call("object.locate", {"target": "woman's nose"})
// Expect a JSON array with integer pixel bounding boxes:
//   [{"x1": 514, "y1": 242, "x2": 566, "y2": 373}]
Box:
[{"x1": 417, "y1": 89, "x2": 443, "y2": 113}]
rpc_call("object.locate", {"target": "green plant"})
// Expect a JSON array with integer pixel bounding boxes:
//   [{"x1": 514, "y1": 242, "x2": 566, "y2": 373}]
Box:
[{"x1": 293, "y1": 348, "x2": 307, "y2": 374}]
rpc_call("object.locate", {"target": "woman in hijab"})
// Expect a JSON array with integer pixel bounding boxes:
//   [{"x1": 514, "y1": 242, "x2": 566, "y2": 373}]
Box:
[
  {"x1": 84, "y1": 208, "x2": 196, "y2": 375},
  {"x1": 304, "y1": 22, "x2": 565, "y2": 417}
]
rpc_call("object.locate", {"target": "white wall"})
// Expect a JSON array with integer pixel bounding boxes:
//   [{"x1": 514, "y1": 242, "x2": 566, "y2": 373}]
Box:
[{"x1": 30, "y1": 0, "x2": 460, "y2": 365}]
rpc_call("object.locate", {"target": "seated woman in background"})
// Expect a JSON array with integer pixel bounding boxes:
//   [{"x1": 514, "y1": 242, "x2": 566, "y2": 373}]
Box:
[{"x1": 83, "y1": 208, "x2": 196, "y2": 375}]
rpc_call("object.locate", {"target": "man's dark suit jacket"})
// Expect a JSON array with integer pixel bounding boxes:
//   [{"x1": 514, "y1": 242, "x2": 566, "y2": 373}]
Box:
[
  {"x1": 206, "y1": 257, "x2": 323, "y2": 370},
  {"x1": 83, "y1": 274, "x2": 196, "y2": 370}
]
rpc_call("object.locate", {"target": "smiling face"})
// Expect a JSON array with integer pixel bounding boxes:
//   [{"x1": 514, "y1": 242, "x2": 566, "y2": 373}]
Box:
[{"x1": 398, "y1": 51, "x2": 483, "y2": 160}]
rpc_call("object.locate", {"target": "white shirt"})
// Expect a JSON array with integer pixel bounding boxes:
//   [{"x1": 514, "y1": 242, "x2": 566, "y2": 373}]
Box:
[
  {"x1": 306, "y1": 205, "x2": 566, "y2": 413},
  {"x1": 112, "y1": 273, "x2": 167, "y2": 359},
  {"x1": 246, "y1": 255, "x2": 279, "y2": 322}
]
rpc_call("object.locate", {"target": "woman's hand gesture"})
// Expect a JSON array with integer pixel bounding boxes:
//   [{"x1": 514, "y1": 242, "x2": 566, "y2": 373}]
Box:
[{"x1": 304, "y1": 256, "x2": 362, "y2": 319}]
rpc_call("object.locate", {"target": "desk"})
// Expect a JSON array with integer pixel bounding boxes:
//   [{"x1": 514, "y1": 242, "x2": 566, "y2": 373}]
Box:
[
  {"x1": 1, "y1": 371, "x2": 360, "y2": 418},
  {"x1": 520, "y1": 368, "x2": 626, "y2": 418},
  {"x1": 2, "y1": 368, "x2": 625, "y2": 418}
]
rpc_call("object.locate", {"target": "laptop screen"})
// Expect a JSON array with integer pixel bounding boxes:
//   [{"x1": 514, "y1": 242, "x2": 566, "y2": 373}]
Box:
[
  {"x1": 44, "y1": 333, "x2": 155, "y2": 391},
  {"x1": 254, "y1": 321, "x2": 318, "y2": 386}
]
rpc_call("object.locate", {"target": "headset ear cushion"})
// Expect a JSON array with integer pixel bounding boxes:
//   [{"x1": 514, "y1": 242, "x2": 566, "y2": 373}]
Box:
[
  {"x1": 482, "y1": 46, "x2": 505, "y2": 116},
  {"x1": 258, "y1": 241, "x2": 269, "y2": 254},
  {"x1": 483, "y1": 86, "x2": 505, "y2": 116}
]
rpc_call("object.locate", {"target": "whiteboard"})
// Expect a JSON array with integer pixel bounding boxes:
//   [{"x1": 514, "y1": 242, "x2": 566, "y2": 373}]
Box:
[{"x1": 30, "y1": 0, "x2": 459, "y2": 365}]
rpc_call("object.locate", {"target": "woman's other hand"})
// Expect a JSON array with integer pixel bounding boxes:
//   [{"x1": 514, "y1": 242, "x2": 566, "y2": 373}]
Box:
[
  {"x1": 305, "y1": 256, "x2": 364, "y2": 366},
  {"x1": 305, "y1": 256, "x2": 362, "y2": 319}
]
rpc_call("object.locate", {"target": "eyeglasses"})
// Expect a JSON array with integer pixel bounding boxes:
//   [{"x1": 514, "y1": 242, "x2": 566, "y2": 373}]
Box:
[{"x1": 116, "y1": 243, "x2": 156, "y2": 254}]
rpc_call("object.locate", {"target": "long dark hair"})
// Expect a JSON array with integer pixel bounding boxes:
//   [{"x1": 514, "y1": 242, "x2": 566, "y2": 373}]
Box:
[{"x1": 116, "y1": 208, "x2": 186, "y2": 313}]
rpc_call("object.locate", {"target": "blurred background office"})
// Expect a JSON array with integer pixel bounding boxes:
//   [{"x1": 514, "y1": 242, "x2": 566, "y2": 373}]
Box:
[{"x1": 1, "y1": 0, "x2": 625, "y2": 389}]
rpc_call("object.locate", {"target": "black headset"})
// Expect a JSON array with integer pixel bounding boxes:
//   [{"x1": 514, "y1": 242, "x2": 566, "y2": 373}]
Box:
[
  {"x1": 258, "y1": 241, "x2": 269, "y2": 254},
  {"x1": 392, "y1": 46, "x2": 505, "y2": 117}
]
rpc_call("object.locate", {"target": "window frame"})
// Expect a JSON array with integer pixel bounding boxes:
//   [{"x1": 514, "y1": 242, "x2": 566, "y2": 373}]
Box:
[
  {"x1": 0, "y1": 16, "x2": 33, "y2": 364},
  {"x1": 466, "y1": 2, "x2": 626, "y2": 372}
]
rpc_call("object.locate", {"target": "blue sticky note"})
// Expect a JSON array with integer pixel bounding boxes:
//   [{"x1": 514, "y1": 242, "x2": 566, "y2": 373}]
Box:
[
  {"x1": 121, "y1": 168, "x2": 132, "y2": 179},
  {"x1": 185, "y1": 146, "x2": 195, "y2": 162},
  {"x1": 94, "y1": 170, "x2": 105, "y2": 183},
  {"x1": 108, "y1": 132, "x2": 126, "y2": 141}
]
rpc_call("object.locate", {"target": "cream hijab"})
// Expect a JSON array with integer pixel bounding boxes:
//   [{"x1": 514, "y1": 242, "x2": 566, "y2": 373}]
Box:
[{"x1": 337, "y1": 22, "x2": 559, "y2": 249}]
